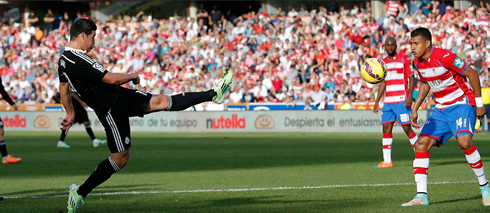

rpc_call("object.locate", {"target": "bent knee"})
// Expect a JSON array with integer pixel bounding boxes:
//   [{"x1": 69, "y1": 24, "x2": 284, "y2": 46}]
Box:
[
  {"x1": 111, "y1": 151, "x2": 130, "y2": 169},
  {"x1": 457, "y1": 135, "x2": 474, "y2": 150},
  {"x1": 414, "y1": 137, "x2": 433, "y2": 152}
]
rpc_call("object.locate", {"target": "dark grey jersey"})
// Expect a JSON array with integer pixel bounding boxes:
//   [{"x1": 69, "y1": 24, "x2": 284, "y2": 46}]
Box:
[{"x1": 58, "y1": 47, "x2": 119, "y2": 112}]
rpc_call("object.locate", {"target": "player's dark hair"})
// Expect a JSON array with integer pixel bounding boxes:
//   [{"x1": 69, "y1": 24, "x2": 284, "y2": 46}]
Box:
[
  {"x1": 70, "y1": 19, "x2": 97, "y2": 41},
  {"x1": 410, "y1": 27, "x2": 432, "y2": 46}
]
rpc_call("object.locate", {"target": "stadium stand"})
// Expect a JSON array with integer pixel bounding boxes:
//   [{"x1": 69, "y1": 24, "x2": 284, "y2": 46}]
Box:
[{"x1": 0, "y1": 1, "x2": 489, "y2": 111}]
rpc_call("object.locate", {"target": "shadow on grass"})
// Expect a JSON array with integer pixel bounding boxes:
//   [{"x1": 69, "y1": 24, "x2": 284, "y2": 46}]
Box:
[
  {"x1": 431, "y1": 195, "x2": 481, "y2": 205},
  {"x1": 431, "y1": 160, "x2": 466, "y2": 166},
  {"x1": 4, "y1": 184, "x2": 162, "y2": 197}
]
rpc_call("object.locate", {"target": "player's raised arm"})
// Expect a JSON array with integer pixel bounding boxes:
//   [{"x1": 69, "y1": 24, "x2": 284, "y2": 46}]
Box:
[
  {"x1": 102, "y1": 72, "x2": 140, "y2": 86},
  {"x1": 461, "y1": 66, "x2": 487, "y2": 119}
]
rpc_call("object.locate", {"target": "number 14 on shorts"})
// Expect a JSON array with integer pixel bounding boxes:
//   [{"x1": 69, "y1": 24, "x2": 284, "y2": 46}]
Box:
[{"x1": 456, "y1": 117, "x2": 467, "y2": 128}]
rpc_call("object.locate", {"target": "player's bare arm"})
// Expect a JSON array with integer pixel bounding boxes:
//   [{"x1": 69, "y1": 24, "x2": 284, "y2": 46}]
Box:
[
  {"x1": 461, "y1": 66, "x2": 487, "y2": 119},
  {"x1": 373, "y1": 79, "x2": 386, "y2": 114},
  {"x1": 60, "y1": 82, "x2": 75, "y2": 133},
  {"x1": 102, "y1": 72, "x2": 140, "y2": 86},
  {"x1": 411, "y1": 82, "x2": 430, "y2": 129},
  {"x1": 406, "y1": 75, "x2": 415, "y2": 109}
]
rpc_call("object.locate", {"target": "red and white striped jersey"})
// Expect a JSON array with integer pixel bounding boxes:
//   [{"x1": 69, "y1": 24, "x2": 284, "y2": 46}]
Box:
[
  {"x1": 413, "y1": 48, "x2": 474, "y2": 108},
  {"x1": 386, "y1": 1, "x2": 401, "y2": 17},
  {"x1": 383, "y1": 54, "x2": 413, "y2": 104}
]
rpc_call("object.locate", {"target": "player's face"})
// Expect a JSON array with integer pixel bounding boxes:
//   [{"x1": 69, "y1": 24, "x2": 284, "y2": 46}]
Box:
[
  {"x1": 410, "y1": 35, "x2": 430, "y2": 59},
  {"x1": 82, "y1": 31, "x2": 96, "y2": 52},
  {"x1": 384, "y1": 42, "x2": 397, "y2": 56}
]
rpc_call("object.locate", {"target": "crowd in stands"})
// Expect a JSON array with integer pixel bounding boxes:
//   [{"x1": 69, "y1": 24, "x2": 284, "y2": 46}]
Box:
[{"x1": 1, "y1": 1, "x2": 490, "y2": 110}]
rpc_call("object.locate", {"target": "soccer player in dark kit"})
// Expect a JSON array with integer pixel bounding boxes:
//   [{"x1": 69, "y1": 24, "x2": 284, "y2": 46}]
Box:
[{"x1": 59, "y1": 19, "x2": 232, "y2": 212}]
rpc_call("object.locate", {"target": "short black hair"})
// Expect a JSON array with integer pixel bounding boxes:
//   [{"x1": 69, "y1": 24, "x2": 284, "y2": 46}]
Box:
[
  {"x1": 410, "y1": 27, "x2": 432, "y2": 45},
  {"x1": 70, "y1": 19, "x2": 97, "y2": 41}
]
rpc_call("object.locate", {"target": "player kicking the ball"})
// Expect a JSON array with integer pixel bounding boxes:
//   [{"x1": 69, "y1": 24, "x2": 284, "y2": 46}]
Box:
[
  {"x1": 60, "y1": 19, "x2": 233, "y2": 212},
  {"x1": 402, "y1": 27, "x2": 489, "y2": 207},
  {"x1": 373, "y1": 37, "x2": 418, "y2": 168}
]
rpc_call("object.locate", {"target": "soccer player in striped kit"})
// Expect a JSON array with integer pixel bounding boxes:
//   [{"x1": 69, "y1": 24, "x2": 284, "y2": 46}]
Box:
[
  {"x1": 373, "y1": 37, "x2": 418, "y2": 168},
  {"x1": 402, "y1": 27, "x2": 489, "y2": 207}
]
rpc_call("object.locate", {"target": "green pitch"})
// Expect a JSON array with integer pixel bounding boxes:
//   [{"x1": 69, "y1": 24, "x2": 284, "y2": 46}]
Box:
[{"x1": 1, "y1": 131, "x2": 490, "y2": 212}]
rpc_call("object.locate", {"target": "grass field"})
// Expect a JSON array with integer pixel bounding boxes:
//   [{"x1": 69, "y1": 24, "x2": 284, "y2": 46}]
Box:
[{"x1": 1, "y1": 131, "x2": 490, "y2": 212}]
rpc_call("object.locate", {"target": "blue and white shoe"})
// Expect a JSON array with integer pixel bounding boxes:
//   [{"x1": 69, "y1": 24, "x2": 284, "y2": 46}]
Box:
[{"x1": 401, "y1": 193, "x2": 429, "y2": 206}]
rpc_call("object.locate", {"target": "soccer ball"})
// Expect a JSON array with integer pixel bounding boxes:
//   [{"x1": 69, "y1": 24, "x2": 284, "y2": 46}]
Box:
[{"x1": 360, "y1": 58, "x2": 387, "y2": 84}]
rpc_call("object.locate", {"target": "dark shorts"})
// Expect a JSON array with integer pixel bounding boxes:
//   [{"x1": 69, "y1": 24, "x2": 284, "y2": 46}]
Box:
[
  {"x1": 73, "y1": 100, "x2": 89, "y2": 124},
  {"x1": 95, "y1": 87, "x2": 152, "y2": 153}
]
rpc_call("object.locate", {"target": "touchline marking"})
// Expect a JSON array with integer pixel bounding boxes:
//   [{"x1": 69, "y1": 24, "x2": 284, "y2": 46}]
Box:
[{"x1": 4, "y1": 180, "x2": 476, "y2": 200}]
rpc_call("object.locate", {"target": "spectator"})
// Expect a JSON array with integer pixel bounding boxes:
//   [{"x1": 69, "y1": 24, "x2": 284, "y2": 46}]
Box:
[
  {"x1": 209, "y1": 5, "x2": 223, "y2": 26},
  {"x1": 62, "y1": 12, "x2": 71, "y2": 25},
  {"x1": 229, "y1": 86, "x2": 243, "y2": 103},
  {"x1": 241, "y1": 87, "x2": 254, "y2": 103},
  {"x1": 43, "y1": 9, "x2": 55, "y2": 35},
  {"x1": 28, "y1": 10, "x2": 39, "y2": 27},
  {"x1": 288, "y1": 7, "x2": 299, "y2": 17},
  {"x1": 0, "y1": 3, "x2": 485, "y2": 111},
  {"x1": 276, "y1": 7, "x2": 286, "y2": 16},
  {"x1": 34, "y1": 26, "x2": 43, "y2": 45},
  {"x1": 386, "y1": 0, "x2": 402, "y2": 17},
  {"x1": 197, "y1": 4, "x2": 209, "y2": 26},
  {"x1": 298, "y1": 7, "x2": 309, "y2": 16}
]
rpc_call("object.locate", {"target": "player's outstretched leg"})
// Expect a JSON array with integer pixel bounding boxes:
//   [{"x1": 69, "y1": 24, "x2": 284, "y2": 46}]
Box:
[
  {"x1": 146, "y1": 72, "x2": 233, "y2": 114},
  {"x1": 58, "y1": 130, "x2": 71, "y2": 148}
]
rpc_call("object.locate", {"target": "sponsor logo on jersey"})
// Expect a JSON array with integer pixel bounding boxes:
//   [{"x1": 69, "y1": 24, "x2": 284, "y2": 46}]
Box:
[
  {"x1": 454, "y1": 57, "x2": 464, "y2": 69},
  {"x1": 443, "y1": 53, "x2": 450, "y2": 58},
  {"x1": 93, "y1": 63, "x2": 105, "y2": 72},
  {"x1": 60, "y1": 59, "x2": 66, "y2": 68}
]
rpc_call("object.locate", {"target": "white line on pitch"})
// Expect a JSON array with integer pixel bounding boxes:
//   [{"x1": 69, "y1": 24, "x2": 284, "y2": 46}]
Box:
[{"x1": 4, "y1": 180, "x2": 477, "y2": 200}]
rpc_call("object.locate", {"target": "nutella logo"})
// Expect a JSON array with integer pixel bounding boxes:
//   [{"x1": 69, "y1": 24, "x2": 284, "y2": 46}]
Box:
[
  {"x1": 206, "y1": 114, "x2": 246, "y2": 129},
  {"x1": 3, "y1": 115, "x2": 27, "y2": 128}
]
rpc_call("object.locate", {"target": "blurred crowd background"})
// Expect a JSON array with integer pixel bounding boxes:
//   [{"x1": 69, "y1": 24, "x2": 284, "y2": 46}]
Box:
[{"x1": 0, "y1": 0, "x2": 489, "y2": 110}]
